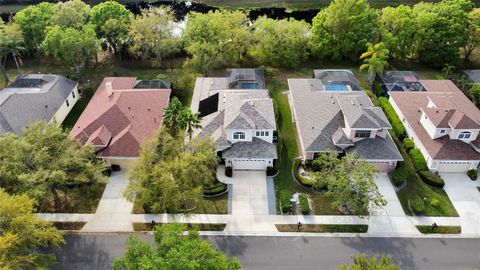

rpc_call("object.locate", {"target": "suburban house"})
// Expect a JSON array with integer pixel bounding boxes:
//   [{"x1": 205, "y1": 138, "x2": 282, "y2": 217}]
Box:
[
  {"x1": 389, "y1": 80, "x2": 480, "y2": 172},
  {"x1": 0, "y1": 74, "x2": 78, "y2": 134},
  {"x1": 312, "y1": 69, "x2": 362, "y2": 91},
  {"x1": 376, "y1": 71, "x2": 424, "y2": 94},
  {"x1": 70, "y1": 77, "x2": 171, "y2": 168},
  {"x1": 191, "y1": 68, "x2": 277, "y2": 170},
  {"x1": 288, "y1": 74, "x2": 403, "y2": 172}
]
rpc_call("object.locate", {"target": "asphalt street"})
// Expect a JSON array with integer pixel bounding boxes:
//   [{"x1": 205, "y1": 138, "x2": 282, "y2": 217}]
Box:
[{"x1": 51, "y1": 234, "x2": 480, "y2": 270}]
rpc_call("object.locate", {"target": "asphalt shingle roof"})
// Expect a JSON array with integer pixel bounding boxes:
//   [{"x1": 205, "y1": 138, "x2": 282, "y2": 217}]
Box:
[{"x1": 222, "y1": 137, "x2": 277, "y2": 159}]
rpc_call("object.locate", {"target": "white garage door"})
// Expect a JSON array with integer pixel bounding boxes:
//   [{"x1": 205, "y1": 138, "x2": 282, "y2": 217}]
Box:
[
  {"x1": 232, "y1": 159, "x2": 266, "y2": 170},
  {"x1": 436, "y1": 161, "x2": 474, "y2": 173}
]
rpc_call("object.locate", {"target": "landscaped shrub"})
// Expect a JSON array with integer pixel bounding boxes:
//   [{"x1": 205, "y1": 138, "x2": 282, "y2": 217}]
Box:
[
  {"x1": 392, "y1": 162, "x2": 407, "y2": 186},
  {"x1": 430, "y1": 198, "x2": 440, "y2": 208},
  {"x1": 418, "y1": 170, "x2": 445, "y2": 188},
  {"x1": 293, "y1": 158, "x2": 315, "y2": 187},
  {"x1": 468, "y1": 169, "x2": 478, "y2": 180},
  {"x1": 409, "y1": 149, "x2": 428, "y2": 172},
  {"x1": 411, "y1": 195, "x2": 426, "y2": 214},
  {"x1": 372, "y1": 81, "x2": 386, "y2": 97},
  {"x1": 266, "y1": 166, "x2": 276, "y2": 176},
  {"x1": 403, "y1": 138, "x2": 415, "y2": 151},
  {"x1": 279, "y1": 190, "x2": 292, "y2": 214},
  {"x1": 225, "y1": 166, "x2": 233, "y2": 177},
  {"x1": 378, "y1": 97, "x2": 406, "y2": 139},
  {"x1": 299, "y1": 194, "x2": 310, "y2": 215}
]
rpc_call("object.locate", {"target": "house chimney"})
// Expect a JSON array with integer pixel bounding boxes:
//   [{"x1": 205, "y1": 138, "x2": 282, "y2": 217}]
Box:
[{"x1": 106, "y1": 81, "x2": 113, "y2": 97}]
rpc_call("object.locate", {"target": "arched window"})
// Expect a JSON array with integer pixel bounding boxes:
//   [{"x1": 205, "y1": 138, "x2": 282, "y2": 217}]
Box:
[
  {"x1": 458, "y1": 131, "x2": 472, "y2": 140},
  {"x1": 233, "y1": 132, "x2": 246, "y2": 140}
]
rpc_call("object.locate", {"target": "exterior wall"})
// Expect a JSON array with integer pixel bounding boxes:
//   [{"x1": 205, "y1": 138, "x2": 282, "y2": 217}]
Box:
[
  {"x1": 103, "y1": 157, "x2": 137, "y2": 170},
  {"x1": 432, "y1": 160, "x2": 479, "y2": 172},
  {"x1": 226, "y1": 129, "x2": 254, "y2": 142},
  {"x1": 225, "y1": 157, "x2": 272, "y2": 170},
  {"x1": 420, "y1": 111, "x2": 441, "y2": 139},
  {"x1": 346, "y1": 127, "x2": 380, "y2": 142},
  {"x1": 289, "y1": 91, "x2": 308, "y2": 160},
  {"x1": 50, "y1": 86, "x2": 79, "y2": 124},
  {"x1": 448, "y1": 128, "x2": 480, "y2": 142},
  {"x1": 305, "y1": 151, "x2": 315, "y2": 160},
  {"x1": 253, "y1": 129, "x2": 274, "y2": 143}
]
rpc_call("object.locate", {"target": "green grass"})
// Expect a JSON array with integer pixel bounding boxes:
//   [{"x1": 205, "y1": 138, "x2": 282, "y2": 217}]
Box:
[
  {"x1": 133, "y1": 222, "x2": 226, "y2": 231},
  {"x1": 132, "y1": 193, "x2": 228, "y2": 215},
  {"x1": 38, "y1": 183, "x2": 106, "y2": 213},
  {"x1": 275, "y1": 224, "x2": 368, "y2": 233},
  {"x1": 52, "y1": 221, "x2": 87, "y2": 230},
  {"x1": 416, "y1": 225, "x2": 461, "y2": 234}
]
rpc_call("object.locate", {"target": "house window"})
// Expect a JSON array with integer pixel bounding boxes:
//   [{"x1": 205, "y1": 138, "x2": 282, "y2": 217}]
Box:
[
  {"x1": 440, "y1": 129, "x2": 445, "y2": 134},
  {"x1": 255, "y1": 131, "x2": 270, "y2": 137},
  {"x1": 458, "y1": 131, "x2": 472, "y2": 140},
  {"x1": 72, "y1": 91, "x2": 76, "y2": 99},
  {"x1": 354, "y1": 130, "x2": 371, "y2": 138},
  {"x1": 66, "y1": 100, "x2": 70, "y2": 107},
  {"x1": 256, "y1": 131, "x2": 260, "y2": 136},
  {"x1": 233, "y1": 132, "x2": 246, "y2": 140},
  {"x1": 265, "y1": 131, "x2": 269, "y2": 136}
]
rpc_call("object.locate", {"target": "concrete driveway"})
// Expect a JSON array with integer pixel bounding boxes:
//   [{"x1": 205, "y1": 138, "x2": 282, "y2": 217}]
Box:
[{"x1": 440, "y1": 173, "x2": 480, "y2": 234}]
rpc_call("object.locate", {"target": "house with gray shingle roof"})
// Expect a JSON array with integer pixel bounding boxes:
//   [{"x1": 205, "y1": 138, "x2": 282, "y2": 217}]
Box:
[
  {"x1": 191, "y1": 69, "x2": 277, "y2": 171},
  {"x1": 0, "y1": 74, "x2": 79, "y2": 135},
  {"x1": 288, "y1": 74, "x2": 402, "y2": 172}
]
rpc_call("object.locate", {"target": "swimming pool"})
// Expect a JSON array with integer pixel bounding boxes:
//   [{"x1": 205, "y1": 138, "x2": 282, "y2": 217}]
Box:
[
  {"x1": 240, "y1": 82, "x2": 260, "y2": 89},
  {"x1": 325, "y1": 83, "x2": 349, "y2": 91}
]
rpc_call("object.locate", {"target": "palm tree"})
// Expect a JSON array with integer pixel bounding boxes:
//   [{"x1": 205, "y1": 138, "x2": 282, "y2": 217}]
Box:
[
  {"x1": 0, "y1": 35, "x2": 26, "y2": 74},
  {"x1": 181, "y1": 109, "x2": 202, "y2": 141},
  {"x1": 359, "y1": 42, "x2": 390, "y2": 85},
  {"x1": 162, "y1": 97, "x2": 184, "y2": 136}
]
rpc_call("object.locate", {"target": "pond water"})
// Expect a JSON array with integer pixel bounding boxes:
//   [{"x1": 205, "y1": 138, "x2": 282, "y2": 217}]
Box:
[{"x1": 1, "y1": 1, "x2": 320, "y2": 23}]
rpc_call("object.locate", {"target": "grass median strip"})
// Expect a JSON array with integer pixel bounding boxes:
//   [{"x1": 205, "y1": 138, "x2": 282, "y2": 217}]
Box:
[
  {"x1": 416, "y1": 225, "x2": 461, "y2": 234},
  {"x1": 275, "y1": 224, "x2": 368, "y2": 233},
  {"x1": 52, "y1": 222, "x2": 87, "y2": 231},
  {"x1": 133, "y1": 223, "x2": 227, "y2": 231}
]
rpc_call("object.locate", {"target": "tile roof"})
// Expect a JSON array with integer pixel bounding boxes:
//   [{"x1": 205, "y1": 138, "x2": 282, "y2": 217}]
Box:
[
  {"x1": 0, "y1": 74, "x2": 78, "y2": 134},
  {"x1": 289, "y1": 78, "x2": 401, "y2": 161},
  {"x1": 390, "y1": 80, "x2": 480, "y2": 160},
  {"x1": 70, "y1": 77, "x2": 171, "y2": 158}
]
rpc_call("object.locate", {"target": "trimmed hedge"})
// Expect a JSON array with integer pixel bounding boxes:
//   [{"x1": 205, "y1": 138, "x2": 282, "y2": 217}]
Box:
[
  {"x1": 378, "y1": 97, "x2": 406, "y2": 139},
  {"x1": 203, "y1": 181, "x2": 228, "y2": 196},
  {"x1": 293, "y1": 158, "x2": 315, "y2": 187},
  {"x1": 403, "y1": 138, "x2": 415, "y2": 151},
  {"x1": 392, "y1": 161, "x2": 407, "y2": 186},
  {"x1": 418, "y1": 170, "x2": 445, "y2": 188},
  {"x1": 299, "y1": 194, "x2": 310, "y2": 215},
  {"x1": 468, "y1": 169, "x2": 478, "y2": 180},
  {"x1": 279, "y1": 190, "x2": 292, "y2": 214},
  {"x1": 409, "y1": 149, "x2": 428, "y2": 172}
]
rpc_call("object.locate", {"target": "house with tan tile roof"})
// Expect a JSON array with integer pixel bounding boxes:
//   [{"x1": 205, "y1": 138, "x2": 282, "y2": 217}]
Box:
[
  {"x1": 70, "y1": 77, "x2": 171, "y2": 168},
  {"x1": 389, "y1": 79, "x2": 480, "y2": 172}
]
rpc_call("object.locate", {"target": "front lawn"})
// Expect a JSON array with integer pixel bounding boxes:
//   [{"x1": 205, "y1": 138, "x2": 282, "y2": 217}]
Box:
[
  {"x1": 52, "y1": 222, "x2": 87, "y2": 231},
  {"x1": 132, "y1": 193, "x2": 228, "y2": 215},
  {"x1": 133, "y1": 222, "x2": 226, "y2": 231},
  {"x1": 275, "y1": 224, "x2": 368, "y2": 233},
  {"x1": 416, "y1": 225, "x2": 461, "y2": 234},
  {"x1": 37, "y1": 183, "x2": 106, "y2": 213}
]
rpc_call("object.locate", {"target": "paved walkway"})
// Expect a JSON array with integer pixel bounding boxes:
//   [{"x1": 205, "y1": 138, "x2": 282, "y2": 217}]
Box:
[
  {"x1": 81, "y1": 171, "x2": 134, "y2": 232},
  {"x1": 368, "y1": 173, "x2": 420, "y2": 235},
  {"x1": 441, "y1": 173, "x2": 480, "y2": 235}
]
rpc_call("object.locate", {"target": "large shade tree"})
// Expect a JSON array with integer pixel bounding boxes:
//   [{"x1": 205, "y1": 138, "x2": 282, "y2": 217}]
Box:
[
  {"x1": 183, "y1": 10, "x2": 251, "y2": 75},
  {"x1": 464, "y1": 8, "x2": 480, "y2": 62},
  {"x1": 13, "y1": 2, "x2": 54, "y2": 52},
  {"x1": 309, "y1": 0, "x2": 379, "y2": 60},
  {"x1": 308, "y1": 152, "x2": 386, "y2": 216},
  {"x1": 90, "y1": 0, "x2": 133, "y2": 56},
  {"x1": 128, "y1": 7, "x2": 180, "y2": 65},
  {"x1": 43, "y1": 24, "x2": 100, "y2": 75},
  {"x1": 113, "y1": 223, "x2": 242, "y2": 270},
  {"x1": 380, "y1": 5, "x2": 418, "y2": 60},
  {"x1": 250, "y1": 16, "x2": 310, "y2": 68},
  {"x1": 0, "y1": 121, "x2": 107, "y2": 209},
  {"x1": 125, "y1": 129, "x2": 217, "y2": 214},
  {"x1": 50, "y1": 0, "x2": 91, "y2": 29},
  {"x1": 0, "y1": 189, "x2": 64, "y2": 269},
  {"x1": 337, "y1": 254, "x2": 400, "y2": 270}
]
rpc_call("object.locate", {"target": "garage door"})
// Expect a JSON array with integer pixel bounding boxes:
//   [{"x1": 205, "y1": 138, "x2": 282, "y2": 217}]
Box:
[
  {"x1": 436, "y1": 162, "x2": 473, "y2": 173},
  {"x1": 232, "y1": 159, "x2": 266, "y2": 170}
]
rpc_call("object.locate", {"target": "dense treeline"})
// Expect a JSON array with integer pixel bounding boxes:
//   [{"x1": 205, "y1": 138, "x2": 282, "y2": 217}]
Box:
[{"x1": 1, "y1": 0, "x2": 479, "y2": 77}]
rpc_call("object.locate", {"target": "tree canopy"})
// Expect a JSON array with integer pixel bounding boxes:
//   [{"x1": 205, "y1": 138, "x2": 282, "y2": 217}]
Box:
[
  {"x1": 308, "y1": 152, "x2": 386, "y2": 215},
  {"x1": 250, "y1": 16, "x2": 310, "y2": 68},
  {"x1": 43, "y1": 24, "x2": 100, "y2": 74},
  {"x1": 50, "y1": 0, "x2": 91, "y2": 29},
  {"x1": 309, "y1": 0, "x2": 379, "y2": 60},
  {"x1": 0, "y1": 121, "x2": 107, "y2": 209},
  {"x1": 465, "y1": 8, "x2": 480, "y2": 62},
  {"x1": 13, "y1": 2, "x2": 54, "y2": 51},
  {"x1": 113, "y1": 223, "x2": 242, "y2": 270},
  {"x1": 128, "y1": 7, "x2": 180, "y2": 65},
  {"x1": 337, "y1": 254, "x2": 400, "y2": 270},
  {"x1": 0, "y1": 189, "x2": 64, "y2": 269},
  {"x1": 380, "y1": 5, "x2": 417, "y2": 60},
  {"x1": 359, "y1": 42, "x2": 390, "y2": 84},
  {"x1": 183, "y1": 10, "x2": 251, "y2": 75},
  {"x1": 125, "y1": 129, "x2": 217, "y2": 214}
]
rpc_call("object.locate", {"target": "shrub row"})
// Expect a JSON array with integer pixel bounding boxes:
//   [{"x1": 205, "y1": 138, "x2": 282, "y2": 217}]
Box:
[
  {"x1": 409, "y1": 148, "x2": 428, "y2": 172},
  {"x1": 378, "y1": 97, "x2": 406, "y2": 139},
  {"x1": 203, "y1": 181, "x2": 228, "y2": 196},
  {"x1": 299, "y1": 194, "x2": 310, "y2": 215},
  {"x1": 392, "y1": 161, "x2": 407, "y2": 186},
  {"x1": 279, "y1": 190, "x2": 292, "y2": 214},
  {"x1": 418, "y1": 170, "x2": 445, "y2": 188},
  {"x1": 403, "y1": 138, "x2": 415, "y2": 151}
]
